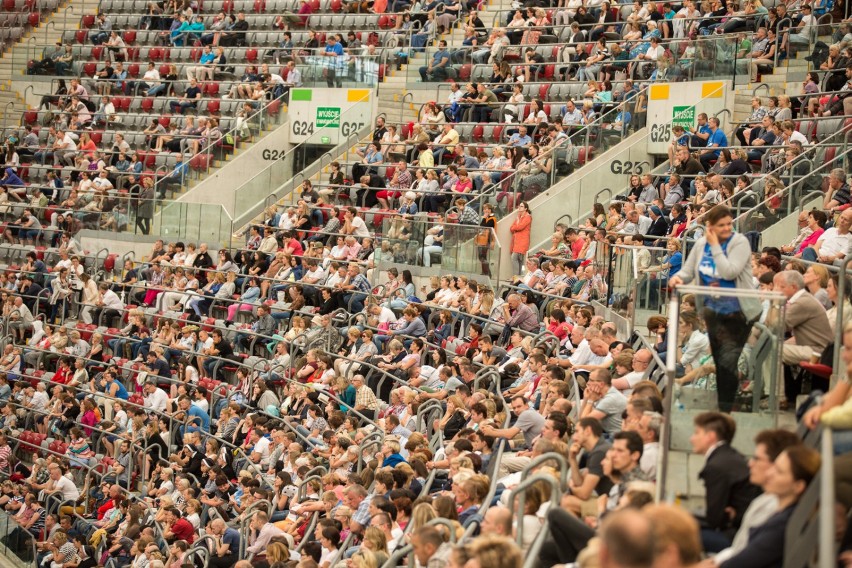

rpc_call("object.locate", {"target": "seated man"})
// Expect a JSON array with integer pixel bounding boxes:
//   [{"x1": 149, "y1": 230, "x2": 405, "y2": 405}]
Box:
[
  {"x1": 801, "y1": 208, "x2": 852, "y2": 263},
  {"x1": 690, "y1": 412, "x2": 760, "y2": 552},
  {"x1": 773, "y1": 270, "x2": 833, "y2": 393},
  {"x1": 479, "y1": 395, "x2": 545, "y2": 451},
  {"x1": 579, "y1": 369, "x2": 627, "y2": 434},
  {"x1": 562, "y1": 417, "x2": 612, "y2": 517}
]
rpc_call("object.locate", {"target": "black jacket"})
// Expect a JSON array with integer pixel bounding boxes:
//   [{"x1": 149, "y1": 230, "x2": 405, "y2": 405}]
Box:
[{"x1": 700, "y1": 443, "x2": 761, "y2": 535}]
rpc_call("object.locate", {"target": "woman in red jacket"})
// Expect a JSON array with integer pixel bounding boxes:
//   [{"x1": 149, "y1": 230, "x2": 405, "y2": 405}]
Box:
[{"x1": 509, "y1": 201, "x2": 532, "y2": 276}]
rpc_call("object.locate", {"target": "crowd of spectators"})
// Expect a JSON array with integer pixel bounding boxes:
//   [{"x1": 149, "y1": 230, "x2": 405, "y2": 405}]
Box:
[{"x1": 3, "y1": 1, "x2": 852, "y2": 568}]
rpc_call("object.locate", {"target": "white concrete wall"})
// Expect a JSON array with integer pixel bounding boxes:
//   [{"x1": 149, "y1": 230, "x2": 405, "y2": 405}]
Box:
[
  {"x1": 177, "y1": 120, "x2": 293, "y2": 216},
  {"x1": 496, "y1": 129, "x2": 653, "y2": 280}
]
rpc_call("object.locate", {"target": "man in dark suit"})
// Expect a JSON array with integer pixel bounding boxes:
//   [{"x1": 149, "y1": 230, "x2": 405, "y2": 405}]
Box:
[
  {"x1": 690, "y1": 412, "x2": 760, "y2": 553},
  {"x1": 644, "y1": 206, "x2": 670, "y2": 246}
]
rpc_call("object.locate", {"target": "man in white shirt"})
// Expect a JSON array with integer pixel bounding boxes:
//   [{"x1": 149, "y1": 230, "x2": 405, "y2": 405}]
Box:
[
  {"x1": 135, "y1": 61, "x2": 160, "y2": 95},
  {"x1": 343, "y1": 207, "x2": 371, "y2": 239},
  {"x1": 612, "y1": 350, "x2": 652, "y2": 394},
  {"x1": 91, "y1": 282, "x2": 125, "y2": 327},
  {"x1": 803, "y1": 207, "x2": 852, "y2": 262},
  {"x1": 45, "y1": 463, "x2": 80, "y2": 503},
  {"x1": 371, "y1": 512, "x2": 404, "y2": 552},
  {"x1": 92, "y1": 170, "x2": 114, "y2": 192},
  {"x1": 249, "y1": 424, "x2": 272, "y2": 467},
  {"x1": 635, "y1": 411, "x2": 662, "y2": 481},
  {"x1": 52, "y1": 129, "x2": 77, "y2": 167},
  {"x1": 143, "y1": 380, "x2": 169, "y2": 413},
  {"x1": 7, "y1": 296, "x2": 34, "y2": 343}
]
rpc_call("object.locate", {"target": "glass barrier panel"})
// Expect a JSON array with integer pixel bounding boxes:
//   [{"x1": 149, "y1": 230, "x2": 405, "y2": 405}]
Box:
[
  {"x1": 231, "y1": 98, "x2": 376, "y2": 225},
  {"x1": 0, "y1": 512, "x2": 37, "y2": 567},
  {"x1": 376, "y1": 214, "x2": 498, "y2": 279},
  {"x1": 661, "y1": 284, "x2": 787, "y2": 508},
  {"x1": 298, "y1": 54, "x2": 382, "y2": 88},
  {"x1": 666, "y1": 285, "x2": 786, "y2": 421}
]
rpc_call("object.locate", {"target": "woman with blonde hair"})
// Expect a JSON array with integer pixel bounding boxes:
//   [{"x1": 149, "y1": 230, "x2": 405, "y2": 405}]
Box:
[
  {"x1": 267, "y1": 541, "x2": 291, "y2": 564},
  {"x1": 439, "y1": 394, "x2": 468, "y2": 439},
  {"x1": 802, "y1": 263, "x2": 831, "y2": 310},
  {"x1": 407, "y1": 502, "x2": 438, "y2": 538},
  {"x1": 361, "y1": 527, "x2": 388, "y2": 554}
]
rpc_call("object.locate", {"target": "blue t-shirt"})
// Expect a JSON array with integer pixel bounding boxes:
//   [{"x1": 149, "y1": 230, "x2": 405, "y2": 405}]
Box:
[
  {"x1": 222, "y1": 528, "x2": 240, "y2": 555},
  {"x1": 187, "y1": 405, "x2": 210, "y2": 431},
  {"x1": 668, "y1": 251, "x2": 682, "y2": 276},
  {"x1": 697, "y1": 237, "x2": 740, "y2": 313},
  {"x1": 325, "y1": 42, "x2": 344, "y2": 56},
  {"x1": 706, "y1": 128, "x2": 728, "y2": 157},
  {"x1": 110, "y1": 380, "x2": 129, "y2": 400}
]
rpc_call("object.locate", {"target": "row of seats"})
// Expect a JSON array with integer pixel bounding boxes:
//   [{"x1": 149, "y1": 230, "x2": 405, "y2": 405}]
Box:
[{"x1": 59, "y1": 26, "x2": 400, "y2": 49}]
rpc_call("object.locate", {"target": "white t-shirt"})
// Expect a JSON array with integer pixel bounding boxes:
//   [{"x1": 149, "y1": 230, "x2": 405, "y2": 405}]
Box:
[
  {"x1": 617, "y1": 370, "x2": 646, "y2": 395},
  {"x1": 818, "y1": 227, "x2": 852, "y2": 258},
  {"x1": 54, "y1": 474, "x2": 81, "y2": 502},
  {"x1": 376, "y1": 307, "x2": 397, "y2": 324},
  {"x1": 144, "y1": 387, "x2": 169, "y2": 413},
  {"x1": 350, "y1": 216, "x2": 370, "y2": 238}
]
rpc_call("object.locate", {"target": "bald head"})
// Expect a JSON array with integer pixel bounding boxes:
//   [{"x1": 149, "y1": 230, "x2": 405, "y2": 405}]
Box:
[{"x1": 481, "y1": 507, "x2": 512, "y2": 536}]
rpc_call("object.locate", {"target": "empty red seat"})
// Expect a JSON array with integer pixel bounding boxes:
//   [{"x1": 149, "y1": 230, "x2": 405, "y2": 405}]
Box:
[
  {"x1": 75, "y1": 30, "x2": 87, "y2": 44},
  {"x1": 23, "y1": 110, "x2": 38, "y2": 125},
  {"x1": 123, "y1": 30, "x2": 136, "y2": 44},
  {"x1": 190, "y1": 153, "x2": 211, "y2": 171},
  {"x1": 103, "y1": 253, "x2": 117, "y2": 273},
  {"x1": 28, "y1": 12, "x2": 39, "y2": 26},
  {"x1": 128, "y1": 63, "x2": 140, "y2": 77},
  {"x1": 205, "y1": 82, "x2": 219, "y2": 96},
  {"x1": 206, "y1": 99, "x2": 220, "y2": 114},
  {"x1": 91, "y1": 46, "x2": 103, "y2": 60},
  {"x1": 81, "y1": 14, "x2": 95, "y2": 28},
  {"x1": 246, "y1": 48, "x2": 258, "y2": 62},
  {"x1": 83, "y1": 62, "x2": 97, "y2": 76}
]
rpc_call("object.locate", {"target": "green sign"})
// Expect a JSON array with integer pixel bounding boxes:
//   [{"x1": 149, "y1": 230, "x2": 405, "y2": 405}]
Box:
[
  {"x1": 672, "y1": 105, "x2": 695, "y2": 128},
  {"x1": 316, "y1": 107, "x2": 341, "y2": 128}
]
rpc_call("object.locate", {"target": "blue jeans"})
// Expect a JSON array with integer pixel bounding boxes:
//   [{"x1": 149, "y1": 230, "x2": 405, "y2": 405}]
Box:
[
  {"x1": 342, "y1": 292, "x2": 367, "y2": 313},
  {"x1": 147, "y1": 83, "x2": 167, "y2": 97},
  {"x1": 800, "y1": 247, "x2": 818, "y2": 262},
  {"x1": 170, "y1": 100, "x2": 195, "y2": 114}
]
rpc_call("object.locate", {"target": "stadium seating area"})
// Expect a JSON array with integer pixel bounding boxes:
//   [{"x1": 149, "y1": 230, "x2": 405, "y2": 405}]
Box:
[{"x1": 0, "y1": 0, "x2": 851, "y2": 566}]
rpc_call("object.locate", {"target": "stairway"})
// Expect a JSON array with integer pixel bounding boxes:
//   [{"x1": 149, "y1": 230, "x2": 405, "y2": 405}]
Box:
[
  {"x1": 731, "y1": 43, "x2": 814, "y2": 124},
  {"x1": 0, "y1": 0, "x2": 103, "y2": 128},
  {"x1": 377, "y1": 0, "x2": 510, "y2": 125}
]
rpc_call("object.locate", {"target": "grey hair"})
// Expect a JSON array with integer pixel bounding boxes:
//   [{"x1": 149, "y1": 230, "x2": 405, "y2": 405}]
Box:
[
  {"x1": 831, "y1": 168, "x2": 848, "y2": 183},
  {"x1": 777, "y1": 270, "x2": 805, "y2": 290},
  {"x1": 643, "y1": 411, "x2": 663, "y2": 441}
]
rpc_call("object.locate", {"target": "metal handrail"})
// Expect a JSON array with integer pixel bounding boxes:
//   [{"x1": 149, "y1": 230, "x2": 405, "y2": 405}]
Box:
[
  {"x1": 507, "y1": 473, "x2": 560, "y2": 551},
  {"x1": 520, "y1": 451, "x2": 568, "y2": 490},
  {"x1": 238, "y1": 499, "x2": 272, "y2": 559},
  {"x1": 834, "y1": 254, "x2": 852, "y2": 380}
]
